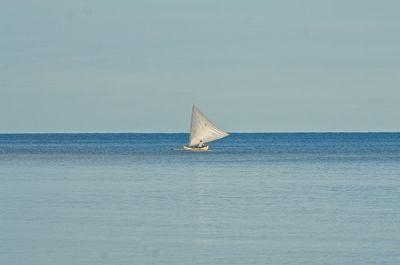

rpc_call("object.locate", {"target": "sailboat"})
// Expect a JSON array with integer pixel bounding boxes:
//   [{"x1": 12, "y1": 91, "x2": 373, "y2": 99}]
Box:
[{"x1": 181, "y1": 105, "x2": 229, "y2": 151}]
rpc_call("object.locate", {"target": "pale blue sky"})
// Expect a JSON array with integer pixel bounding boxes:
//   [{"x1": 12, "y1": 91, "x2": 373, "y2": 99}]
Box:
[{"x1": 1, "y1": 0, "x2": 399, "y2": 132}]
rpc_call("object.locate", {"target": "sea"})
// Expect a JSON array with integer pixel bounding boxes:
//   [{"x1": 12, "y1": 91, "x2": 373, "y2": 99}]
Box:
[{"x1": 1, "y1": 133, "x2": 399, "y2": 265}]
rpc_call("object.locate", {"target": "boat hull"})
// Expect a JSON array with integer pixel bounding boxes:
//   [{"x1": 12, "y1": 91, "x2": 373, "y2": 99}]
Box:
[{"x1": 182, "y1": 145, "x2": 210, "y2": 151}]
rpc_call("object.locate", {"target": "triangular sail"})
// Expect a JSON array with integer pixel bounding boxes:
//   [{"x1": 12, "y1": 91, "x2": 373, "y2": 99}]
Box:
[{"x1": 189, "y1": 105, "x2": 229, "y2": 146}]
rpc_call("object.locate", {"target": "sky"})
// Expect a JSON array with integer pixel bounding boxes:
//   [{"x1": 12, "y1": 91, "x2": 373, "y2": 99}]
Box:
[{"x1": 1, "y1": 0, "x2": 399, "y2": 133}]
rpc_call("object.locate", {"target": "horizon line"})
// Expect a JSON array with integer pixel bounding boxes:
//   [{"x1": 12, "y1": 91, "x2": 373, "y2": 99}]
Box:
[{"x1": 0, "y1": 131, "x2": 399, "y2": 134}]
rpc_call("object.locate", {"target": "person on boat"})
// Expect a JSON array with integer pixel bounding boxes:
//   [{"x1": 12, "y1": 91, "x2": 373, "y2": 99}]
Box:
[{"x1": 198, "y1": 140, "x2": 204, "y2": 148}]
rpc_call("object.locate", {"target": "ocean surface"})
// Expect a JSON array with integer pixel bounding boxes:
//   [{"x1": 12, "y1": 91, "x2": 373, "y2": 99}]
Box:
[{"x1": 1, "y1": 133, "x2": 399, "y2": 265}]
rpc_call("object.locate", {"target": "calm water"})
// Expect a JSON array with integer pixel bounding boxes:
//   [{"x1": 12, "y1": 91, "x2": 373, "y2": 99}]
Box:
[{"x1": 1, "y1": 133, "x2": 399, "y2": 265}]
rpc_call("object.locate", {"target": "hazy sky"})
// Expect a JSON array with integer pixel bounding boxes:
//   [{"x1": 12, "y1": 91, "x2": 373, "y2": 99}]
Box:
[{"x1": 1, "y1": 0, "x2": 399, "y2": 132}]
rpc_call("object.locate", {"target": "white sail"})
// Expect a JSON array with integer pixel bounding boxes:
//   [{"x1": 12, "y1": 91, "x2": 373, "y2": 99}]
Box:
[{"x1": 189, "y1": 105, "x2": 229, "y2": 146}]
